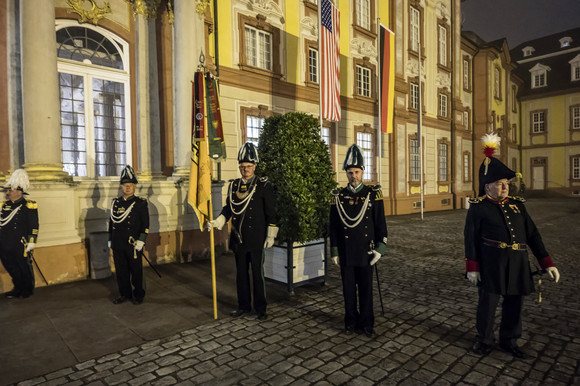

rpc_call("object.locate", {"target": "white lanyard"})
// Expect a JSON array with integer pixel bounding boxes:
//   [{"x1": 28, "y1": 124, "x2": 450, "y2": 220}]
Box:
[
  {"x1": 0, "y1": 204, "x2": 22, "y2": 227},
  {"x1": 335, "y1": 192, "x2": 371, "y2": 229},
  {"x1": 228, "y1": 180, "x2": 257, "y2": 216},
  {"x1": 110, "y1": 200, "x2": 135, "y2": 224}
]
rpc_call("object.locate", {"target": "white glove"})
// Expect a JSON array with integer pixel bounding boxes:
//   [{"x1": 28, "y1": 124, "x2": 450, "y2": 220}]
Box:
[
  {"x1": 331, "y1": 256, "x2": 338, "y2": 266},
  {"x1": 207, "y1": 215, "x2": 226, "y2": 231},
  {"x1": 26, "y1": 242, "x2": 35, "y2": 252},
  {"x1": 135, "y1": 240, "x2": 145, "y2": 251},
  {"x1": 263, "y1": 226, "x2": 279, "y2": 249},
  {"x1": 108, "y1": 241, "x2": 111, "y2": 249},
  {"x1": 546, "y1": 267, "x2": 560, "y2": 283},
  {"x1": 369, "y1": 250, "x2": 381, "y2": 266},
  {"x1": 467, "y1": 271, "x2": 480, "y2": 285}
]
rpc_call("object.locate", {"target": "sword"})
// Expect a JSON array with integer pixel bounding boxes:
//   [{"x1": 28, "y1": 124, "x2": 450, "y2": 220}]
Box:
[
  {"x1": 21, "y1": 237, "x2": 48, "y2": 285},
  {"x1": 128, "y1": 236, "x2": 162, "y2": 278}
]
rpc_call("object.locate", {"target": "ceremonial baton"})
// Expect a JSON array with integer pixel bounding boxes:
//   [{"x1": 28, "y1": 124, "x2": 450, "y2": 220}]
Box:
[
  {"x1": 21, "y1": 237, "x2": 48, "y2": 285},
  {"x1": 375, "y1": 264, "x2": 385, "y2": 316},
  {"x1": 128, "y1": 236, "x2": 162, "y2": 278}
]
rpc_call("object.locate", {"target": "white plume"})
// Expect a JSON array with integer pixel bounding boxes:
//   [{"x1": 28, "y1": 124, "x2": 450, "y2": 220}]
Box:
[{"x1": 4, "y1": 169, "x2": 30, "y2": 191}]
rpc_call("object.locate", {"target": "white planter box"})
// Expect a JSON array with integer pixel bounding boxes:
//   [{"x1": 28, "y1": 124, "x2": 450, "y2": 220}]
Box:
[{"x1": 264, "y1": 238, "x2": 327, "y2": 292}]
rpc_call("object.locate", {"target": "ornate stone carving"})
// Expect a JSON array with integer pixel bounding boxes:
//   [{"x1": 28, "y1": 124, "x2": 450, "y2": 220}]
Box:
[
  {"x1": 436, "y1": 73, "x2": 451, "y2": 89},
  {"x1": 351, "y1": 38, "x2": 377, "y2": 58},
  {"x1": 301, "y1": 17, "x2": 318, "y2": 37},
  {"x1": 195, "y1": 0, "x2": 211, "y2": 16},
  {"x1": 130, "y1": 0, "x2": 161, "y2": 19},
  {"x1": 246, "y1": 0, "x2": 285, "y2": 25},
  {"x1": 66, "y1": 0, "x2": 111, "y2": 25}
]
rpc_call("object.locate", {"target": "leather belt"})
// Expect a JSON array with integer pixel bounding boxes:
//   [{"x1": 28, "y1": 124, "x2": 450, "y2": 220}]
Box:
[{"x1": 482, "y1": 237, "x2": 527, "y2": 251}]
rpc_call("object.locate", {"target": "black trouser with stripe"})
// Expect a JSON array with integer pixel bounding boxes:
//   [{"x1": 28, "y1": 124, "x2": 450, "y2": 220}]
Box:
[
  {"x1": 341, "y1": 264, "x2": 374, "y2": 330},
  {"x1": 112, "y1": 247, "x2": 145, "y2": 300},
  {"x1": 235, "y1": 248, "x2": 266, "y2": 314},
  {"x1": 476, "y1": 287, "x2": 524, "y2": 346},
  {"x1": 0, "y1": 245, "x2": 35, "y2": 296}
]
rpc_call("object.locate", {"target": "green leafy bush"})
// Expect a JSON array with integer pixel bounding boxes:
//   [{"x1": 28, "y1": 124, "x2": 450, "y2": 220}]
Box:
[{"x1": 258, "y1": 112, "x2": 337, "y2": 244}]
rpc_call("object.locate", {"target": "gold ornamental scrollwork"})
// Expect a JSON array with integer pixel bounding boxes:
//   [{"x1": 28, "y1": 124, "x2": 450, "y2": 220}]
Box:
[
  {"x1": 66, "y1": 0, "x2": 111, "y2": 25},
  {"x1": 195, "y1": 0, "x2": 211, "y2": 16},
  {"x1": 130, "y1": 0, "x2": 162, "y2": 19}
]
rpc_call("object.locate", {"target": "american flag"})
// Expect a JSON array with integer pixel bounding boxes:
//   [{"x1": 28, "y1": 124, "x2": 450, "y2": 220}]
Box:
[{"x1": 320, "y1": 0, "x2": 340, "y2": 121}]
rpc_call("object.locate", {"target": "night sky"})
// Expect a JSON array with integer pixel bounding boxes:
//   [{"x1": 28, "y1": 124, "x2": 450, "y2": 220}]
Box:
[{"x1": 461, "y1": 0, "x2": 580, "y2": 47}]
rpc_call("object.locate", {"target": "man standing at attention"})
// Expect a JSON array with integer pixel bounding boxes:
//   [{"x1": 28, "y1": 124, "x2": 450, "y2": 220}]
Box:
[
  {"x1": 329, "y1": 144, "x2": 388, "y2": 337},
  {"x1": 109, "y1": 165, "x2": 150, "y2": 305},
  {"x1": 465, "y1": 134, "x2": 560, "y2": 358},
  {"x1": 0, "y1": 169, "x2": 39, "y2": 299},
  {"x1": 208, "y1": 142, "x2": 278, "y2": 320}
]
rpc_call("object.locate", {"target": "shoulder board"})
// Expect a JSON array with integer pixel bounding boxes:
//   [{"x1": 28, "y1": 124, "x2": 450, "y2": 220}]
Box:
[
  {"x1": 26, "y1": 199, "x2": 38, "y2": 209},
  {"x1": 372, "y1": 185, "x2": 384, "y2": 200},
  {"x1": 509, "y1": 196, "x2": 526, "y2": 203},
  {"x1": 259, "y1": 176, "x2": 268, "y2": 183},
  {"x1": 371, "y1": 184, "x2": 382, "y2": 191},
  {"x1": 468, "y1": 196, "x2": 484, "y2": 204},
  {"x1": 330, "y1": 188, "x2": 340, "y2": 197}
]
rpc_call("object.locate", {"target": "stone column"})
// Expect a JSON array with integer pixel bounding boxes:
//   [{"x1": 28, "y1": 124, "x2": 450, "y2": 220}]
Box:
[
  {"x1": 172, "y1": 0, "x2": 206, "y2": 177},
  {"x1": 21, "y1": 0, "x2": 69, "y2": 180},
  {"x1": 135, "y1": 14, "x2": 162, "y2": 181}
]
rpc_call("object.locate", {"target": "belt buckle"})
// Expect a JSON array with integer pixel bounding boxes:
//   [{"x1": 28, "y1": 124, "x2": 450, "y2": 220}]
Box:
[
  {"x1": 512, "y1": 243, "x2": 520, "y2": 250},
  {"x1": 499, "y1": 242, "x2": 507, "y2": 248}
]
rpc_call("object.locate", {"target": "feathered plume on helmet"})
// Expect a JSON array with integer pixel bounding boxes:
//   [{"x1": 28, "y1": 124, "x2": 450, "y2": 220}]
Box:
[
  {"x1": 2, "y1": 169, "x2": 30, "y2": 194},
  {"x1": 343, "y1": 144, "x2": 365, "y2": 171},
  {"x1": 481, "y1": 132, "x2": 501, "y2": 176},
  {"x1": 120, "y1": 165, "x2": 138, "y2": 184}
]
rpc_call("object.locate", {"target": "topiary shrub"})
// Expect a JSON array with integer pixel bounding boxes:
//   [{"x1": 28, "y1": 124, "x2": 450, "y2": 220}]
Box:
[{"x1": 258, "y1": 112, "x2": 337, "y2": 244}]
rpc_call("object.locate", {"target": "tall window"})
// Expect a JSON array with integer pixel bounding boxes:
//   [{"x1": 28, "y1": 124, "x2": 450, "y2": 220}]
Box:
[
  {"x1": 410, "y1": 7, "x2": 420, "y2": 52},
  {"x1": 463, "y1": 110, "x2": 469, "y2": 131},
  {"x1": 56, "y1": 23, "x2": 130, "y2": 178},
  {"x1": 410, "y1": 138, "x2": 420, "y2": 181},
  {"x1": 463, "y1": 59, "x2": 469, "y2": 90},
  {"x1": 356, "y1": 131, "x2": 374, "y2": 181},
  {"x1": 356, "y1": 0, "x2": 371, "y2": 30},
  {"x1": 511, "y1": 85, "x2": 517, "y2": 112},
  {"x1": 438, "y1": 25, "x2": 447, "y2": 66},
  {"x1": 246, "y1": 115, "x2": 264, "y2": 145},
  {"x1": 573, "y1": 156, "x2": 580, "y2": 180},
  {"x1": 308, "y1": 47, "x2": 318, "y2": 83},
  {"x1": 320, "y1": 126, "x2": 330, "y2": 146},
  {"x1": 438, "y1": 93, "x2": 448, "y2": 118},
  {"x1": 532, "y1": 111, "x2": 546, "y2": 133},
  {"x1": 572, "y1": 61, "x2": 580, "y2": 81},
  {"x1": 438, "y1": 143, "x2": 448, "y2": 181},
  {"x1": 356, "y1": 65, "x2": 371, "y2": 97},
  {"x1": 571, "y1": 105, "x2": 580, "y2": 130},
  {"x1": 245, "y1": 26, "x2": 272, "y2": 71},
  {"x1": 463, "y1": 152, "x2": 470, "y2": 182},
  {"x1": 494, "y1": 67, "x2": 501, "y2": 99},
  {"x1": 410, "y1": 82, "x2": 419, "y2": 110},
  {"x1": 532, "y1": 70, "x2": 547, "y2": 88}
]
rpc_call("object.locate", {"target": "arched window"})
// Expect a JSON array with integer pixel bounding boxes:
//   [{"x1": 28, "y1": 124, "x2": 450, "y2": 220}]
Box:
[{"x1": 56, "y1": 21, "x2": 131, "y2": 178}]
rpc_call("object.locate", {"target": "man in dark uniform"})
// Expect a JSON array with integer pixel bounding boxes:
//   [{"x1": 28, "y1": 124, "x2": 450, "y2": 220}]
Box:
[
  {"x1": 208, "y1": 142, "x2": 277, "y2": 320},
  {"x1": 465, "y1": 134, "x2": 560, "y2": 358},
  {"x1": 0, "y1": 169, "x2": 39, "y2": 299},
  {"x1": 108, "y1": 165, "x2": 150, "y2": 305},
  {"x1": 329, "y1": 145, "x2": 388, "y2": 337}
]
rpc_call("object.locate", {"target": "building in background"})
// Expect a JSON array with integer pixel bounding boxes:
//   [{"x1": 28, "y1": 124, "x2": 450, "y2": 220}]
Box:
[{"x1": 511, "y1": 27, "x2": 580, "y2": 195}]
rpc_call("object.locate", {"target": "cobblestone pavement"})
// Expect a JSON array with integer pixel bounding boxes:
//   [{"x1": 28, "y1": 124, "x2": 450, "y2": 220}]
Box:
[{"x1": 13, "y1": 198, "x2": 580, "y2": 385}]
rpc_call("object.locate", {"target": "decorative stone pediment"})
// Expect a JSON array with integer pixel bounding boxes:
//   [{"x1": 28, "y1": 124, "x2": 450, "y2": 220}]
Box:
[{"x1": 351, "y1": 38, "x2": 376, "y2": 58}]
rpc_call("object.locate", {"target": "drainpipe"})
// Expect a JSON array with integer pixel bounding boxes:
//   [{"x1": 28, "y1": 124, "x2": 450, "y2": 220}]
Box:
[{"x1": 450, "y1": 0, "x2": 456, "y2": 208}]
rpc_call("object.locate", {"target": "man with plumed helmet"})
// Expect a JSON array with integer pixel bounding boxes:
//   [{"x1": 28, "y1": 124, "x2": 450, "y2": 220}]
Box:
[
  {"x1": 108, "y1": 165, "x2": 150, "y2": 305},
  {"x1": 329, "y1": 145, "x2": 388, "y2": 337},
  {"x1": 0, "y1": 169, "x2": 39, "y2": 298},
  {"x1": 465, "y1": 133, "x2": 560, "y2": 358},
  {"x1": 207, "y1": 142, "x2": 278, "y2": 320}
]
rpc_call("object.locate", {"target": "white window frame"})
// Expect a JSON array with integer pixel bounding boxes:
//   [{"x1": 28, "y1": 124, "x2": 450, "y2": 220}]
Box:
[
  {"x1": 410, "y1": 138, "x2": 420, "y2": 181},
  {"x1": 463, "y1": 153, "x2": 470, "y2": 183},
  {"x1": 356, "y1": 131, "x2": 374, "y2": 182},
  {"x1": 410, "y1": 6, "x2": 420, "y2": 52},
  {"x1": 439, "y1": 93, "x2": 447, "y2": 118},
  {"x1": 530, "y1": 63, "x2": 550, "y2": 89},
  {"x1": 438, "y1": 143, "x2": 448, "y2": 182},
  {"x1": 308, "y1": 47, "x2": 318, "y2": 83},
  {"x1": 494, "y1": 67, "x2": 501, "y2": 99},
  {"x1": 532, "y1": 111, "x2": 545, "y2": 133},
  {"x1": 410, "y1": 82, "x2": 419, "y2": 110},
  {"x1": 320, "y1": 126, "x2": 330, "y2": 146},
  {"x1": 356, "y1": 65, "x2": 371, "y2": 98},
  {"x1": 438, "y1": 25, "x2": 447, "y2": 66},
  {"x1": 56, "y1": 21, "x2": 131, "y2": 179},
  {"x1": 573, "y1": 156, "x2": 580, "y2": 180},
  {"x1": 572, "y1": 106, "x2": 580, "y2": 130},
  {"x1": 356, "y1": 0, "x2": 371, "y2": 30},
  {"x1": 245, "y1": 25, "x2": 272, "y2": 71},
  {"x1": 463, "y1": 59, "x2": 469, "y2": 89},
  {"x1": 463, "y1": 110, "x2": 469, "y2": 131},
  {"x1": 246, "y1": 114, "x2": 264, "y2": 146},
  {"x1": 570, "y1": 58, "x2": 580, "y2": 81}
]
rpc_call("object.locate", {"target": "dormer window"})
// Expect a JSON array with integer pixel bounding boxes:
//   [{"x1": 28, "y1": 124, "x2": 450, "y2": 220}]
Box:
[
  {"x1": 569, "y1": 54, "x2": 580, "y2": 81},
  {"x1": 522, "y1": 46, "x2": 535, "y2": 57},
  {"x1": 560, "y1": 36, "x2": 573, "y2": 48},
  {"x1": 530, "y1": 63, "x2": 550, "y2": 88}
]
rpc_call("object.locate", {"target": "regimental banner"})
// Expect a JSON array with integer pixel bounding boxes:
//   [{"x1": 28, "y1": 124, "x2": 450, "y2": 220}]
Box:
[
  {"x1": 205, "y1": 73, "x2": 226, "y2": 162},
  {"x1": 379, "y1": 24, "x2": 395, "y2": 134},
  {"x1": 188, "y1": 71, "x2": 212, "y2": 226}
]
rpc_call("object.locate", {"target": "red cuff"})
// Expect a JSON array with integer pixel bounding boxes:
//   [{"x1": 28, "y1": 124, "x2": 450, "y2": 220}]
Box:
[
  {"x1": 465, "y1": 259, "x2": 479, "y2": 272},
  {"x1": 538, "y1": 256, "x2": 555, "y2": 270}
]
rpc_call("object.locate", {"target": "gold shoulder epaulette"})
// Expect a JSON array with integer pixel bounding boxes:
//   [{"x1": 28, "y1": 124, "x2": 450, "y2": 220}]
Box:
[
  {"x1": 468, "y1": 196, "x2": 484, "y2": 204},
  {"x1": 510, "y1": 196, "x2": 526, "y2": 203},
  {"x1": 26, "y1": 200, "x2": 38, "y2": 209},
  {"x1": 372, "y1": 185, "x2": 383, "y2": 200}
]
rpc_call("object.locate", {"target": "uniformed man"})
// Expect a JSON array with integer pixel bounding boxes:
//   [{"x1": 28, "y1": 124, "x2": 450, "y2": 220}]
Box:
[
  {"x1": 0, "y1": 169, "x2": 39, "y2": 299},
  {"x1": 329, "y1": 145, "x2": 388, "y2": 337},
  {"x1": 208, "y1": 143, "x2": 278, "y2": 320},
  {"x1": 108, "y1": 165, "x2": 150, "y2": 305},
  {"x1": 465, "y1": 134, "x2": 560, "y2": 358}
]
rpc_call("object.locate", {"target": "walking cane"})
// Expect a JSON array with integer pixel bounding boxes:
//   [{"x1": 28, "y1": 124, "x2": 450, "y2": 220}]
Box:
[
  {"x1": 128, "y1": 236, "x2": 162, "y2": 278},
  {"x1": 375, "y1": 264, "x2": 385, "y2": 316},
  {"x1": 21, "y1": 237, "x2": 48, "y2": 284}
]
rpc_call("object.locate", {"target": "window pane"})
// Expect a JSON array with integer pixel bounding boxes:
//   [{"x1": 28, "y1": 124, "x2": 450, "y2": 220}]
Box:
[
  {"x1": 56, "y1": 26, "x2": 124, "y2": 70},
  {"x1": 246, "y1": 115, "x2": 264, "y2": 145},
  {"x1": 356, "y1": 132, "x2": 373, "y2": 181},
  {"x1": 439, "y1": 143, "x2": 448, "y2": 181},
  {"x1": 308, "y1": 48, "x2": 318, "y2": 83},
  {"x1": 60, "y1": 72, "x2": 87, "y2": 177},
  {"x1": 410, "y1": 139, "x2": 420, "y2": 181}
]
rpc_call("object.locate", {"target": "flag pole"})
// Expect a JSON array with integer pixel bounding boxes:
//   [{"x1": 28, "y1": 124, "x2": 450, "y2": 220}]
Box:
[
  {"x1": 377, "y1": 17, "x2": 382, "y2": 187},
  {"x1": 318, "y1": 0, "x2": 323, "y2": 131},
  {"x1": 418, "y1": 43, "x2": 424, "y2": 220},
  {"x1": 208, "y1": 165, "x2": 218, "y2": 320}
]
